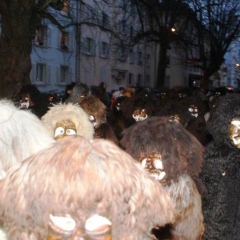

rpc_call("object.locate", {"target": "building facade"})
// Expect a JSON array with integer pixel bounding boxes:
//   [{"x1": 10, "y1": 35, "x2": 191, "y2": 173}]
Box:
[{"x1": 0, "y1": 0, "x2": 204, "y2": 94}]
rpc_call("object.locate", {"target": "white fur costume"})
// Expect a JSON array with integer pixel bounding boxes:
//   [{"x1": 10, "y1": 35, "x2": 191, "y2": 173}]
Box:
[
  {"x1": 41, "y1": 103, "x2": 94, "y2": 140},
  {"x1": 0, "y1": 99, "x2": 54, "y2": 174}
]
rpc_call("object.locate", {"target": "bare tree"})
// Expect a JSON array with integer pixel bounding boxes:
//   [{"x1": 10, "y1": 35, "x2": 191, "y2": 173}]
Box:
[
  {"x1": 185, "y1": 0, "x2": 240, "y2": 88},
  {"x1": 129, "y1": 0, "x2": 194, "y2": 88},
  {"x1": 0, "y1": 0, "x2": 74, "y2": 98}
]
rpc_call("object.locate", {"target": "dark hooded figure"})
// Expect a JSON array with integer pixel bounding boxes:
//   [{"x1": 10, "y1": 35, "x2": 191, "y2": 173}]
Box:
[
  {"x1": 19, "y1": 84, "x2": 49, "y2": 118},
  {"x1": 120, "y1": 116, "x2": 205, "y2": 240},
  {"x1": 200, "y1": 93, "x2": 240, "y2": 240},
  {"x1": 64, "y1": 83, "x2": 91, "y2": 104}
]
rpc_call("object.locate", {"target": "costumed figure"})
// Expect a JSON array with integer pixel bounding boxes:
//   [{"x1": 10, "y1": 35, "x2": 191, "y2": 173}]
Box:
[
  {"x1": 41, "y1": 102, "x2": 94, "y2": 140},
  {"x1": 0, "y1": 99, "x2": 54, "y2": 177},
  {"x1": 0, "y1": 136, "x2": 175, "y2": 239},
  {"x1": 18, "y1": 84, "x2": 49, "y2": 118},
  {"x1": 200, "y1": 93, "x2": 240, "y2": 240},
  {"x1": 108, "y1": 95, "x2": 127, "y2": 141},
  {"x1": 179, "y1": 95, "x2": 210, "y2": 146},
  {"x1": 78, "y1": 95, "x2": 119, "y2": 145},
  {"x1": 64, "y1": 83, "x2": 91, "y2": 104},
  {"x1": 119, "y1": 89, "x2": 158, "y2": 127},
  {"x1": 120, "y1": 116, "x2": 205, "y2": 240}
]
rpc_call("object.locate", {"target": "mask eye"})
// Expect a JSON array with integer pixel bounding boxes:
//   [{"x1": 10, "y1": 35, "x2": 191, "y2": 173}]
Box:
[
  {"x1": 231, "y1": 120, "x2": 240, "y2": 129},
  {"x1": 153, "y1": 159, "x2": 163, "y2": 170},
  {"x1": 54, "y1": 127, "x2": 65, "y2": 138},
  {"x1": 89, "y1": 115, "x2": 95, "y2": 121},
  {"x1": 66, "y1": 128, "x2": 77, "y2": 136},
  {"x1": 141, "y1": 158, "x2": 147, "y2": 168},
  {"x1": 188, "y1": 108, "x2": 193, "y2": 112}
]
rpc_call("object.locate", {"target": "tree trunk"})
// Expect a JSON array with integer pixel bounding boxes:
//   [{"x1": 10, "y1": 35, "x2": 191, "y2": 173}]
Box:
[
  {"x1": 0, "y1": 0, "x2": 36, "y2": 99},
  {"x1": 156, "y1": 43, "x2": 168, "y2": 88}
]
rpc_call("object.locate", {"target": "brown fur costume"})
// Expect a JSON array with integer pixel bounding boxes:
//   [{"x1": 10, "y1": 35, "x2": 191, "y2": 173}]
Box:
[
  {"x1": 41, "y1": 103, "x2": 94, "y2": 140},
  {"x1": 120, "y1": 116, "x2": 204, "y2": 240},
  {"x1": 0, "y1": 136, "x2": 175, "y2": 239},
  {"x1": 79, "y1": 95, "x2": 118, "y2": 145}
]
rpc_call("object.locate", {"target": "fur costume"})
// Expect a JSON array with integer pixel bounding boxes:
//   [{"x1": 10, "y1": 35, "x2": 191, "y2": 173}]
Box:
[
  {"x1": 64, "y1": 83, "x2": 91, "y2": 104},
  {"x1": 179, "y1": 95, "x2": 209, "y2": 146},
  {"x1": 78, "y1": 95, "x2": 119, "y2": 145},
  {"x1": 200, "y1": 93, "x2": 240, "y2": 239},
  {"x1": 120, "y1": 116, "x2": 204, "y2": 240},
  {"x1": 120, "y1": 91, "x2": 158, "y2": 125},
  {"x1": 41, "y1": 102, "x2": 94, "y2": 140},
  {"x1": 18, "y1": 84, "x2": 49, "y2": 118},
  {"x1": 78, "y1": 95, "x2": 107, "y2": 128},
  {"x1": 0, "y1": 99, "x2": 54, "y2": 174},
  {"x1": 0, "y1": 136, "x2": 175, "y2": 239}
]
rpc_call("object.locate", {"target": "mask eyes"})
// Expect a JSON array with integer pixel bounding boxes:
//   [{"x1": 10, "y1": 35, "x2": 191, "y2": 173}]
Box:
[
  {"x1": 153, "y1": 159, "x2": 163, "y2": 170},
  {"x1": 231, "y1": 120, "x2": 240, "y2": 129},
  {"x1": 66, "y1": 128, "x2": 77, "y2": 136},
  {"x1": 89, "y1": 115, "x2": 95, "y2": 122},
  {"x1": 141, "y1": 158, "x2": 147, "y2": 168},
  {"x1": 54, "y1": 126, "x2": 65, "y2": 138}
]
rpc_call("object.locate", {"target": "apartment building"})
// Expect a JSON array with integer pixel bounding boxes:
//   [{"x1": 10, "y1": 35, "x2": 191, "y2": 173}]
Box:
[{"x1": 0, "y1": 0, "x2": 203, "y2": 94}]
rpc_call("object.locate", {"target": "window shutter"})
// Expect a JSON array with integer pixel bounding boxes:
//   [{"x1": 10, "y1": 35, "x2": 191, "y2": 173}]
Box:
[
  {"x1": 81, "y1": 37, "x2": 86, "y2": 54},
  {"x1": 57, "y1": 30, "x2": 61, "y2": 49},
  {"x1": 92, "y1": 39, "x2": 96, "y2": 56},
  {"x1": 30, "y1": 64, "x2": 36, "y2": 83},
  {"x1": 107, "y1": 43, "x2": 111, "y2": 59},
  {"x1": 55, "y1": 66, "x2": 60, "y2": 84},
  {"x1": 47, "y1": 27, "x2": 52, "y2": 47},
  {"x1": 46, "y1": 65, "x2": 51, "y2": 84},
  {"x1": 98, "y1": 41, "x2": 102, "y2": 57},
  {"x1": 68, "y1": 67, "x2": 73, "y2": 83}
]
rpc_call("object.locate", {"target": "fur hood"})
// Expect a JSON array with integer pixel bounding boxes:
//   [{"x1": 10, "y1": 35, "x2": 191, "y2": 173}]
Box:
[
  {"x1": 120, "y1": 116, "x2": 203, "y2": 182},
  {"x1": 0, "y1": 136, "x2": 175, "y2": 239},
  {"x1": 0, "y1": 99, "x2": 54, "y2": 173},
  {"x1": 41, "y1": 103, "x2": 94, "y2": 140},
  {"x1": 208, "y1": 93, "x2": 240, "y2": 146}
]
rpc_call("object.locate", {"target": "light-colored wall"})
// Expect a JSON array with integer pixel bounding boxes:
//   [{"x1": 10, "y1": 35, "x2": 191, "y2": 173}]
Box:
[{"x1": 29, "y1": 0, "x2": 201, "y2": 94}]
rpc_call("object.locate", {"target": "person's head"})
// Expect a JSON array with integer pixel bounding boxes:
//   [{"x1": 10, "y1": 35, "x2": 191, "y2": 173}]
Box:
[
  {"x1": 99, "y1": 82, "x2": 106, "y2": 91},
  {"x1": 19, "y1": 84, "x2": 42, "y2": 107}
]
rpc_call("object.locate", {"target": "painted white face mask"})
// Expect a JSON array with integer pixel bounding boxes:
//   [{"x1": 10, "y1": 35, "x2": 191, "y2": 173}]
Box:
[
  {"x1": 132, "y1": 109, "x2": 148, "y2": 122},
  {"x1": 140, "y1": 154, "x2": 166, "y2": 182},
  {"x1": 188, "y1": 104, "x2": 198, "y2": 118},
  {"x1": 229, "y1": 118, "x2": 240, "y2": 148}
]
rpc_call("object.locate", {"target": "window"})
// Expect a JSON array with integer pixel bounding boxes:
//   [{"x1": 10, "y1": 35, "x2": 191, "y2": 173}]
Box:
[
  {"x1": 61, "y1": 0, "x2": 69, "y2": 15},
  {"x1": 166, "y1": 55, "x2": 170, "y2": 66},
  {"x1": 137, "y1": 51, "x2": 143, "y2": 65},
  {"x1": 35, "y1": 25, "x2": 47, "y2": 47},
  {"x1": 146, "y1": 54, "x2": 151, "y2": 67},
  {"x1": 128, "y1": 73, "x2": 133, "y2": 85},
  {"x1": 118, "y1": 0, "x2": 127, "y2": 10},
  {"x1": 36, "y1": 64, "x2": 47, "y2": 82},
  {"x1": 130, "y1": 26, "x2": 134, "y2": 38},
  {"x1": 118, "y1": 20, "x2": 127, "y2": 34},
  {"x1": 130, "y1": 3, "x2": 137, "y2": 16},
  {"x1": 60, "y1": 31, "x2": 69, "y2": 50},
  {"x1": 60, "y1": 66, "x2": 71, "y2": 84},
  {"x1": 145, "y1": 75, "x2": 150, "y2": 86},
  {"x1": 102, "y1": 13, "x2": 110, "y2": 29},
  {"x1": 137, "y1": 74, "x2": 142, "y2": 86},
  {"x1": 30, "y1": 63, "x2": 50, "y2": 85},
  {"x1": 129, "y1": 50, "x2": 135, "y2": 64},
  {"x1": 99, "y1": 41, "x2": 109, "y2": 58},
  {"x1": 117, "y1": 47, "x2": 127, "y2": 62},
  {"x1": 83, "y1": 37, "x2": 95, "y2": 56},
  {"x1": 85, "y1": 5, "x2": 97, "y2": 24}
]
